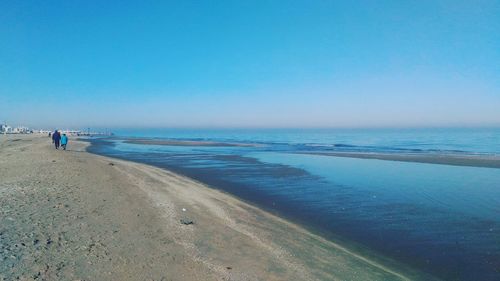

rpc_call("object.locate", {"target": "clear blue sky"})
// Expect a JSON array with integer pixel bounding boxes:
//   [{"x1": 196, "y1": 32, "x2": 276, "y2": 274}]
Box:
[{"x1": 1, "y1": 0, "x2": 499, "y2": 128}]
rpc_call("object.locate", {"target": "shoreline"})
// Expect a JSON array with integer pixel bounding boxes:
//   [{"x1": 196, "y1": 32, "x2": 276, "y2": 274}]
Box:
[
  {"x1": 115, "y1": 136, "x2": 500, "y2": 169},
  {"x1": 1, "y1": 135, "x2": 438, "y2": 280}
]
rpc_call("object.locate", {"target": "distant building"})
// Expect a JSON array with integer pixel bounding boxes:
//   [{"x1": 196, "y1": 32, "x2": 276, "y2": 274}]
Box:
[
  {"x1": 61, "y1": 130, "x2": 82, "y2": 136},
  {"x1": 13, "y1": 126, "x2": 31, "y2": 134},
  {"x1": 1, "y1": 124, "x2": 12, "y2": 133},
  {"x1": 1, "y1": 124, "x2": 32, "y2": 134}
]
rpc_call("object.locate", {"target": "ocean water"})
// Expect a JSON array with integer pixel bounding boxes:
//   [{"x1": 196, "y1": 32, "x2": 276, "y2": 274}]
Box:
[{"x1": 87, "y1": 128, "x2": 500, "y2": 280}]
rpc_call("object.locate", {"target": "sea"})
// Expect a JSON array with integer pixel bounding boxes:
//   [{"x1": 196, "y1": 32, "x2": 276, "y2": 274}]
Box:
[{"x1": 86, "y1": 128, "x2": 500, "y2": 281}]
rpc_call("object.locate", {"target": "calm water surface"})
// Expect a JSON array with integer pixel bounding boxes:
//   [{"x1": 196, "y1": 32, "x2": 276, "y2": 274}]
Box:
[{"x1": 87, "y1": 128, "x2": 500, "y2": 281}]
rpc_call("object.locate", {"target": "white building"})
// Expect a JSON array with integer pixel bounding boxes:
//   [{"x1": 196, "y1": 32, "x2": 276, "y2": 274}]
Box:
[
  {"x1": 1, "y1": 124, "x2": 12, "y2": 133},
  {"x1": 61, "y1": 130, "x2": 82, "y2": 136},
  {"x1": 1, "y1": 124, "x2": 32, "y2": 134},
  {"x1": 13, "y1": 126, "x2": 31, "y2": 134}
]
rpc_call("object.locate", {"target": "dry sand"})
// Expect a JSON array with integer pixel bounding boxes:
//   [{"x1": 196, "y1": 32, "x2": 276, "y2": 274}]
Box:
[{"x1": 0, "y1": 135, "x2": 436, "y2": 281}]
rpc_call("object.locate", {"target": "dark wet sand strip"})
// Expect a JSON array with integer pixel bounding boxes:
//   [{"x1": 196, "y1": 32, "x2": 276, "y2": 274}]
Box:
[
  {"x1": 299, "y1": 151, "x2": 500, "y2": 168},
  {"x1": 124, "y1": 139, "x2": 259, "y2": 147}
]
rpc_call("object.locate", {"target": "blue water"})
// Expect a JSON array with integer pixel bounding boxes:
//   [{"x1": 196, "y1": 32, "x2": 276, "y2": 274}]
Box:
[
  {"x1": 110, "y1": 127, "x2": 500, "y2": 155},
  {"x1": 87, "y1": 128, "x2": 500, "y2": 281}
]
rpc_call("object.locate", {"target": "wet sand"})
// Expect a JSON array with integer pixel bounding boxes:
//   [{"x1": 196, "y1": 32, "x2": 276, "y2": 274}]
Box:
[
  {"x1": 299, "y1": 151, "x2": 500, "y2": 169},
  {"x1": 123, "y1": 139, "x2": 259, "y2": 147},
  {"x1": 0, "y1": 135, "x2": 437, "y2": 281}
]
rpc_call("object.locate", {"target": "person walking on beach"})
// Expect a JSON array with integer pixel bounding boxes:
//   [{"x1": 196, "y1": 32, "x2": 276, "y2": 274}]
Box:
[
  {"x1": 52, "y1": 130, "x2": 61, "y2": 149},
  {"x1": 61, "y1": 133, "x2": 68, "y2": 150}
]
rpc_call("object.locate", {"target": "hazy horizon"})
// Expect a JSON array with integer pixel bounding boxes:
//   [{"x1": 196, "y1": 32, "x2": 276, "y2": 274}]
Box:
[
  {"x1": 1, "y1": 1, "x2": 499, "y2": 129},
  {"x1": 10, "y1": 125, "x2": 500, "y2": 133}
]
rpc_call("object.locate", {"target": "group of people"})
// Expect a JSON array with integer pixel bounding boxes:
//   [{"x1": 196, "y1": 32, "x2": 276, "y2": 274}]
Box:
[{"x1": 50, "y1": 130, "x2": 69, "y2": 150}]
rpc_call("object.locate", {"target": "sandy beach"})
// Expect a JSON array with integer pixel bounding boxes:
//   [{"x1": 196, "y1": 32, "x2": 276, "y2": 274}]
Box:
[{"x1": 0, "y1": 135, "x2": 435, "y2": 281}]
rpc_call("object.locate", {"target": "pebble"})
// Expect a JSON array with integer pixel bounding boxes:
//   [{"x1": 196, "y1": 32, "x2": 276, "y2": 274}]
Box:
[{"x1": 180, "y1": 219, "x2": 194, "y2": 225}]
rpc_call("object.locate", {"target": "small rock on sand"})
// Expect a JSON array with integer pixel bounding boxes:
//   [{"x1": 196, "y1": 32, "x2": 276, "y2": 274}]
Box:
[{"x1": 180, "y1": 219, "x2": 193, "y2": 225}]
